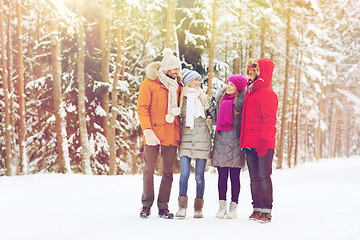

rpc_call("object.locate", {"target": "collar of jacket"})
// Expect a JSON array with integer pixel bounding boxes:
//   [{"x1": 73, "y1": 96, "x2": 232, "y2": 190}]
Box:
[{"x1": 145, "y1": 61, "x2": 183, "y2": 84}]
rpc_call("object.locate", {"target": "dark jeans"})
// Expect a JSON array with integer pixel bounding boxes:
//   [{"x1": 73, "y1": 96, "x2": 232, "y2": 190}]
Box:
[
  {"x1": 217, "y1": 167, "x2": 241, "y2": 204},
  {"x1": 142, "y1": 145, "x2": 177, "y2": 210},
  {"x1": 245, "y1": 148, "x2": 274, "y2": 211}
]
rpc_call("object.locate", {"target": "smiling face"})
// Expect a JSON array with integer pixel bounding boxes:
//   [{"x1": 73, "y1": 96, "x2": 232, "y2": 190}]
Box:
[
  {"x1": 188, "y1": 77, "x2": 201, "y2": 90},
  {"x1": 164, "y1": 68, "x2": 180, "y2": 79},
  {"x1": 247, "y1": 69, "x2": 257, "y2": 82},
  {"x1": 226, "y1": 81, "x2": 238, "y2": 95}
]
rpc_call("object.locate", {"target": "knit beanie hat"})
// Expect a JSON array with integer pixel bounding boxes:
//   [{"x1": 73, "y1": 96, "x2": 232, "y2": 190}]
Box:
[
  {"x1": 181, "y1": 68, "x2": 201, "y2": 86},
  {"x1": 160, "y1": 48, "x2": 181, "y2": 71},
  {"x1": 227, "y1": 74, "x2": 248, "y2": 92}
]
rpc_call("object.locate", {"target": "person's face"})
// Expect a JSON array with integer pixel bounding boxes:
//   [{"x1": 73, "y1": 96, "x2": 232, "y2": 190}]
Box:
[
  {"x1": 226, "y1": 81, "x2": 238, "y2": 95},
  {"x1": 164, "y1": 68, "x2": 179, "y2": 79},
  {"x1": 188, "y1": 77, "x2": 201, "y2": 90},
  {"x1": 247, "y1": 69, "x2": 256, "y2": 82}
]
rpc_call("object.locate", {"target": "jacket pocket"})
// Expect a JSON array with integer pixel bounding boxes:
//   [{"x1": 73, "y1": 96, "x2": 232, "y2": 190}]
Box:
[{"x1": 151, "y1": 116, "x2": 165, "y2": 141}]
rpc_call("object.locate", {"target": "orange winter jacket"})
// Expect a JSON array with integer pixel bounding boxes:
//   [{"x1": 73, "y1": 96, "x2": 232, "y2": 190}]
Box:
[{"x1": 137, "y1": 62, "x2": 181, "y2": 146}]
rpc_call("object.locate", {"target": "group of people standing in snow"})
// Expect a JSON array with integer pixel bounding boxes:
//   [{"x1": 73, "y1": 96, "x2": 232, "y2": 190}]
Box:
[{"x1": 136, "y1": 48, "x2": 278, "y2": 224}]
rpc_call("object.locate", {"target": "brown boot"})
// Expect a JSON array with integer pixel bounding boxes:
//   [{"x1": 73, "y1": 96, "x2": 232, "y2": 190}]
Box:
[
  {"x1": 249, "y1": 211, "x2": 261, "y2": 221},
  {"x1": 194, "y1": 198, "x2": 204, "y2": 218},
  {"x1": 175, "y1": 196, "x2": 188, "y2": 218},
  {"x1": 258, "y1": 212, "x2": 272, "y2": 223}
]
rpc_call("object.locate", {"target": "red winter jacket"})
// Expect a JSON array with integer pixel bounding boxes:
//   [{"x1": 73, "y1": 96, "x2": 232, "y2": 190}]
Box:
[{"x1": 239, "y1": 58, "x2": 278, "y2": 149}]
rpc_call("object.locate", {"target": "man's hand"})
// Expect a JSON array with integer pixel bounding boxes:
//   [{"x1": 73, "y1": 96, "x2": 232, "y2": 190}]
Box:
[
  {"x1": 256, "y1": 139, "x2": 269, "y2": 157},
  {"x1": 205, "y1": 116, "x2": 212, "y2": 127},
  {"x1": 143, "y1": 129, "x2": 160, "y2": 146}
]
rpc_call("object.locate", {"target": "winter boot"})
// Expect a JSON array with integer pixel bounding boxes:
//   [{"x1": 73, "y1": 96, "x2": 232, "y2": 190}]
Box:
[
  {"x1": 215, "y1": 200, "x2": 227, "y2": 219},
  {"x1": 225, "y1": 202, "x2": 238, "y2": 219},
  {"x1": 140, "y1": 207, "x2": 151, "y2": 218},
  {"x1": 158, "y1": 208, "x2": 174, "y2": 219},
  {"x1": 193, "y1": 198, "x2": 204, "y2": 218},
  {"x1": 258, "y1": 212, "x2": 272, "y2": 223},
  {"x1": 249, "y1": 210, "x2": 262, "y2": 221},
  {"x1": 175, "y1": 196, "x2": 188, "y2": 218}
]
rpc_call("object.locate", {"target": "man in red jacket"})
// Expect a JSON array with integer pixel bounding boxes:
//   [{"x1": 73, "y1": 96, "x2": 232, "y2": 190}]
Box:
[{"x1": 240, "y1": 58, "x2": 278, "y2": 223}]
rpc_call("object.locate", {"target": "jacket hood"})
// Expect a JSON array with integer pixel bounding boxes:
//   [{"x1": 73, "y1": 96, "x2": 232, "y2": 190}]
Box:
[
  {"x1": 145, "y1": 61, "x2": 183, "y2": 82},
  {"x1": 146, "y1": 62, "x2": 162, "y2": 80},
  {"x1": 258, "y1": 58, "x2": 274, "y2": 86}
]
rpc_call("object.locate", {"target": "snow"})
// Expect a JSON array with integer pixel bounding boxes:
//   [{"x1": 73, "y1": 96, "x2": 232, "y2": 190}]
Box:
[{"x1": 0, "y1": 156, "x2": 359, "y2": 240}]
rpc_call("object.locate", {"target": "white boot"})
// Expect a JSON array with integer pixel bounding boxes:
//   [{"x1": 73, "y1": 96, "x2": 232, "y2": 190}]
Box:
[
  {"x1": 226, "y1": 202, "x2": 238, "y2": 219},
  {"x1": 216, "y1": 200, "x2": 227, "y2": 219}
]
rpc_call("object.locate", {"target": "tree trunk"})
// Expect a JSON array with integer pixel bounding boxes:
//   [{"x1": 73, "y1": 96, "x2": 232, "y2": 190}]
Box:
[
  {"x1": 77, "y1": 2, "x2": 92, "y2": 174},
  {"x1": 51, "y1": 19, "x2": 71, "y2": 173},
  {"x1": 250, "y1": 15, "x2": 256, "y2": 58},
  {"x1": 7, "y1": 0, "x2": 18, "y2": 167},
  {"x1": 304, "y1": 105, "x2": 309, "y2": 161},
  {"x1": 1, "y1": 0, "x2": 13, "y2": 175},
  {"x1": 288, "y1": 79, "x2": 296, "y2": 168},
  {"x1": 345, "y1": 104, "x2": 351, "y2": 157},
  {"x1": 333, "y1": 108, "x2": 340, "y2": 157},
  {"x1": 16, "y1": 0, "x2": 27, "y2": 174},
  {"x1": 100, "y1": 0, "x2": 111, "y2": 140},
  {"x1": 328, "y1": 84, "x2": 335, "y2": 158},
  {"x1": 260, "y1": 16, "x2": 265, "y2": 58},
  {"x1": 276, "y1": 4, "x2": 291, "y2": 169},
  {"x1": 294, "y1": 51, "x2": 302, "y2": 166},
  {"x1": 109, "y1": 2, "x2": 127, "y2": 175},
  {"x1": 34, "y1": 6, "x2": 43, "y2": 79},
  {"x1": 287, "y1": 57, "x2": 296, "y2": 167},
  {"x1": 165, "y1": 0, "x2": 177, "y2": 49},
  {"x1": 225, "y1": 21, "x2": 228, "y2": 80},
  {"x1": 316, "y1": 79, "x2": 324, "y2": 160},
  {"x1": 207, "y1": 0, "x2": 217, "y2": 97}
]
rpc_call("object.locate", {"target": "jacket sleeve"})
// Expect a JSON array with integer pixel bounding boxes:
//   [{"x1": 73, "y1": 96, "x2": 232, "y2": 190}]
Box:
[
  {"x1": 137, "y1": 80, "x2": 152, "y2": 131},
  {"x1": 206, "y1": 95, "x2": 216, "y2": 124},
  {"x1": 260, "y1": 89, "x2": 278, "y2": 141}
]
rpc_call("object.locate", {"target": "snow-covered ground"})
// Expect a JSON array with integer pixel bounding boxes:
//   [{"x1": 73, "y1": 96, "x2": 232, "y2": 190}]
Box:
[{"x1": 0, "y1": 156, "x2": 359, "y2": 240}]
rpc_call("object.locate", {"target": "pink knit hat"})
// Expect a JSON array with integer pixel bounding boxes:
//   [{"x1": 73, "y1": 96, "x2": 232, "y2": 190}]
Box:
[{"x1": 227, "y1": 74, "x2": 248, "y2": 92}]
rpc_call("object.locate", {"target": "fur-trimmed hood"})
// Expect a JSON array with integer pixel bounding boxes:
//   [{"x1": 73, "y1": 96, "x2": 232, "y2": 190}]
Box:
[{"x1": 145, "y1": 62, "x2": 183, "y2": 83}]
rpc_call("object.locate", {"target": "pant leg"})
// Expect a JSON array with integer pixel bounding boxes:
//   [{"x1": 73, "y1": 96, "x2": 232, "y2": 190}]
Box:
[
  {"x1": 258, "y1": 149, "x2": 274, "y2": 211},
  {"x1": 157, "y1": 145, "x2": 177, "y2": 210},
  {"x1": 179, "y1": 156, "x2": 191, "y2": 196},
  {"x1": 142, "y1": 145, "x2": 160, "y2": 208},
  {"x1": 229, "y1": 167, "x2": 241, "y2": 203},
  {"x1": 245, "y1": 148, "x2": 261, "y2": 209},
  {"x1": 217, "y1": 167, "x2": 229, "y2": 201},
  {"x1": 194, "y1": 158, "x2": 207, "y2": 199}
]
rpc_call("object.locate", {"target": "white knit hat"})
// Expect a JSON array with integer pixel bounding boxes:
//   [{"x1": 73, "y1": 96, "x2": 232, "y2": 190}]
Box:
[{"x1": 160, "y1": 48, "x2": 181, "y2": 71}]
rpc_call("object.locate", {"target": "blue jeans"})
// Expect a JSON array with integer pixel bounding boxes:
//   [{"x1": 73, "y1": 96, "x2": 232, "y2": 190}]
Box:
[
  {"x1": 179, "y1": 156, "x2": 207, "y2": 199},
  {"x1": 245, "y1": 148, "x2": 274, "y2": 211}
]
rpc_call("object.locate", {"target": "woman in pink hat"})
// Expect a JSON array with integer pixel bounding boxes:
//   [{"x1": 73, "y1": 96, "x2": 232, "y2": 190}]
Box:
[{"x1": 211, "y1": 74, "x2": 248, "y2": 219}]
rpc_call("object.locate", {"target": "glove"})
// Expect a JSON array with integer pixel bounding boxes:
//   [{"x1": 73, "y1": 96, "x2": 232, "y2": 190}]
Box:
[
  {"x1": 256, "y1": 139, "x2": 269, "y2": 157},
  {"x1": 143, "y1": 129, "x2": 160, "y2": 146},
  {"x1": 205, "y1": 116, "x2": 212, "y2": 127}
]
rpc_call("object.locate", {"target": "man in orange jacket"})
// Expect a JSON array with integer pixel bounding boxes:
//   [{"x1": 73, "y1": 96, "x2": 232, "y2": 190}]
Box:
[{"x1": 137, "y1": 48, "x2": 182, "y2": 219}]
